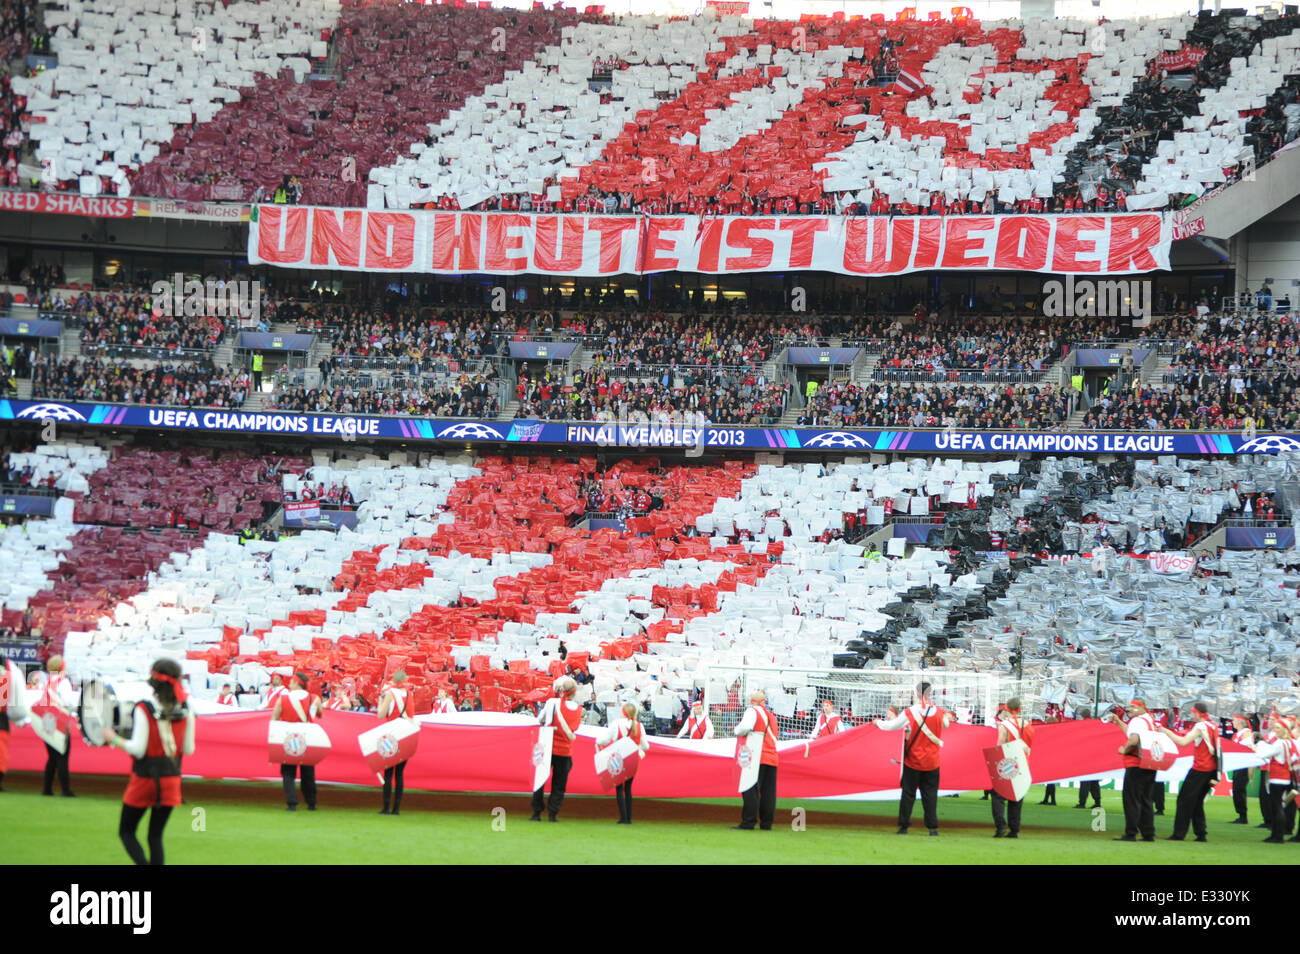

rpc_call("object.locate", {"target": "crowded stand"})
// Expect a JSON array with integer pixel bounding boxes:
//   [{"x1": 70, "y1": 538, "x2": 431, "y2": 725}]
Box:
[
  {"x1": 30, "y1": 356, "x2": 250, "y2": 409},
  {"x1": 1, "y1": 6, "x2": 1294, "y2": 214},
  {"x1": 270, "y1": 375, "x2": 500, "y2": 418},
  {"x1": 1081, "y1": 375, "x2": 1300, "y2": 432},
  {"x1": 1162, "y1": 311, "x2": 1300, "y2": 377},
  {"x1": 869, "y1": 315, "x2": 1104, "y2": 382},
  {"x1": 797, "y1": 381, "x2": 1073, "y2": 430},
  {"x1": 516, "y1": 366, "x2": 788, "y2": 425},
  {"x1": 0, "y1": 444, "x2": 1283, "y2": 724}
]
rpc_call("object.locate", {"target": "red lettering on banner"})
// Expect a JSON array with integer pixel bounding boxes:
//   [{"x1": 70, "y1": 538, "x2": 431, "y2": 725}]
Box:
[
  {"x1": 430, "y1": 213, "x2": 482, "y2": 271},
  {"x1": 533, "y1": 216, "x2": 585, "y2": 272},
  {"x1": 364, "y1": 212, "x2": 415, "y2": 269},
  {"x1": 587, "y1": 217, "x2": 638, "y2": 274},
  {"x1": 993, "y1": 216, "x2": 1050, "y2": 269},
  {"x1": 639, "y1": 217, "x2": 684, "y2": 272},
  {"x1": 843, "y1": 218, "x2": 915, "y2": 274},
  {"x1": 1052, "y1": 216, "x2": 1105, "y2": 272},
  {"x1": 724, "y1": 218, "x2": 775, "y2": 270},
  {"x1": 484, "y1": 214, "x2": 531, "y2": 271},
  {"x1": 1107, "y1": 214, "x2": 1162, "y2": 272},
  {"x1": 695, "y1": 217, "x2": 727, "y2": 272},
  {"x1": 309, "y1": 208, "x2": 363, "y2": 268},
  {"x1": 939, "y1": 217, "x2": 994, "y2": 269},
  {"x1": 256, "y1": 207, "x2": 308, "y2": 264},
  {"x1": 247, "y1": 207, "x2": 1170, "y2": 276},
  {"x1": 779, "y1": 218, "x2": 829, "y2": 268},
  {"x1": 914, "y1": 218, "x2": 941, "y2": 269}
]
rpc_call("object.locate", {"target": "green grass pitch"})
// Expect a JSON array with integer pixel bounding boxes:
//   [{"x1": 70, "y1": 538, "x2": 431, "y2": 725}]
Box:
[{"x1": 0, "y1": 773, "x2": 1293, "y2": 865}]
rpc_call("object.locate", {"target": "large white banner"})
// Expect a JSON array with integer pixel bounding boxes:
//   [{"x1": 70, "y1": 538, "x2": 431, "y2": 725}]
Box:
[{"x1": 248, "y1": 206, "x2": 1173, "y2": 277}]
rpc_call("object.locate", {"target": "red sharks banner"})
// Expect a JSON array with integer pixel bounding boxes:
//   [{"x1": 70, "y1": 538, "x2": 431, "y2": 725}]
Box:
[{"x1": 249, "y1": 206, "x2": 1172, "y2": 277}]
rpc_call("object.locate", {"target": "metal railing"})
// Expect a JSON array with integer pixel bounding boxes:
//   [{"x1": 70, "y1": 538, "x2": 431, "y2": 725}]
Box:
[
  {"x1": 871, "y1": 367, "x2": 1049, "y2": 385},
  {"x1": 80, "y1": 343, "x2": 219, "y2": 363}
]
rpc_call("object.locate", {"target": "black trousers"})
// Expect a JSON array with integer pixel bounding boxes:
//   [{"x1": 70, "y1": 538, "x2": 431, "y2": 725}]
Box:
[
  {"x1": 1266, "y1": 784, "x2": 1295, "y2": 841},
  {"x1": 615, "y1": 779, "x2": 634, "y2": 822},
  {"x1": 281, "y1": 764, "x2": 316, "y2": 808},
  {"x1": 1042, "y1": 783, "x2": 1056, "y2": 804},
  {"x1": 899, "y1": 765, "x2": 940, "y2": 831},
  {"x1": 42, "y1": 740, "x2": 71, "y2": 795},
  {"x1": 740, "y1": 763, "x2": 777, "y2": 830},
  {"x1": 532, "y1": 754, "x2": 572, "y2": 817},
  {"x1": 1231, "y1": 769, "x2": 1250, "y2": 819},
  {"x1": 1171, "y1": 769, "x2": 1215, "y2": 839},
  {"x1": 1076, "y1": 780, "x2": 1102, "y2": 807},
  {"x1": 1153, "y1": 781, "x2": 1165, "y2": 812},
  {"x1": 1260, "y1": 771, "x2": 1275, "y2": 826},
  {"x1": 991, "y1": 792, "x2": 1022, "y2": 834},
  {"x1": 1122, "y1": 767, "x2": 1156, "y2": 839},
  {"x1": 382, "y1": 760, "x2": 406, "y2": 812},
  {"x1": 119, "y1": 804, "x2": 173, "y2": 866}
]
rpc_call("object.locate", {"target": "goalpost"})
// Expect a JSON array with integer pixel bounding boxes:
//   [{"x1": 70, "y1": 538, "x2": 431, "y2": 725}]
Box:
[{"x1": 702, "y1": 665, "x2": 1046, "y2": 740}]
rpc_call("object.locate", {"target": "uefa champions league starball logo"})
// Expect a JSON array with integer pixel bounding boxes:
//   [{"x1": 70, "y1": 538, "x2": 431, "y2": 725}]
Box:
[
  {"x1": 437, "y1": 422, "x2": 504, "y2": 441},
  {"x1": 17, "y1": 403, "x2": 86, "y2": 422},
  {"x1": 1237, "y1": 435, "x2": 1300, "y2": 454},
  {"x1": 283, "y1": 732, "x2": 307, "y2": 758},
  {"x1": 803, "y1": 431, "x2": 871, "y2": 449},
  {"x1": 377, "y1": 733, "x2": 399, "y2": 760},
  {"x1": 996, "y1": 757, "x2": 1018, "y2": 780}
]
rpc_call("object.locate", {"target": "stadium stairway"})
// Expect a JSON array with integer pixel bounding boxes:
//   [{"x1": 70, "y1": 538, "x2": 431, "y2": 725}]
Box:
[
  {"x1": 213, "y1": 340, "x2": 235, "y2": 370},
  {"x1": 1142, "y1": 352, "x2": 1175, "y2": 388},
  {"x1": 58, "y1": 325, "x2": 81, "y2": 363},
  {"x1": 242, "y1": 390, "x2": 271, "y2": 411},
  {"x1": 497, "y1": 398, "x2": 519, "y2": 422},
  {"x1": 14, "y1": 377, "x2": 30, "y2": 399}
]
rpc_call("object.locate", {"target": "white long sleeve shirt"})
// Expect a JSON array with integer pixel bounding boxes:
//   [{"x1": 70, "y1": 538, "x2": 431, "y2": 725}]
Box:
[
  {"x1": 597, "y1": 717, "x2": 650, "y2": 754},
  {"x1": 875, "y1": 704, "x2": 952, "y2": 732},
  {"x1": 677, "y1": 712, "x2": 715, "y2": 739},
  {"x1": 119, "y1": 704, "x2": 197, "y2": 759},
  {"x1": 1253, "y1": 738, "x2": 1296, "y2": 784},
  {"x1": 734, "y1": 705, "x2": 772, "y2": 737}
]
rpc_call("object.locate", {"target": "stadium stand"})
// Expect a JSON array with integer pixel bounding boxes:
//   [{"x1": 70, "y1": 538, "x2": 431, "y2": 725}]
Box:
[
  {"x1": 517, "y1": 366, "x2": 788, "y2": 425},
  {"x1": 30, "y1": 356, "x2": 250, "y2": 408},
  {"x1": 797, "y1": 381, "x2": 1073, "y2": 429},
  {"x1": 8, "y1": 8, "x2": 1298, "y2": 212},
  {"x1": 4, "y1": 446, "x2": 1283, "y2": 721}
]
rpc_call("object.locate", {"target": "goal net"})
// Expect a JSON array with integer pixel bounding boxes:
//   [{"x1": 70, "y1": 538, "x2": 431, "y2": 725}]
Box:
[{"x1": 702, "y1": 665, "x2": 1046, "y2": 740}]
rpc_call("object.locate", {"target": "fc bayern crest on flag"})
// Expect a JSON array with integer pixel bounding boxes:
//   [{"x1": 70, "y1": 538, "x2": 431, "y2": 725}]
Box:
[
  {"x1": 982, "y1": 740, "x2": 1031, "y2": 801},
  {"x1": 268, "y1": 721, "x2": 332, "y2": 765},
  {"x1": 284, "y1": 732, "x2": 307, "y2": 758},
  {"x1": 358, "y1": 718, "x2": 420, "y2": 772},
  {"x1": 594, "y1": 736, "x2": 642, "y2": 791},
  {"x1": 1138, "y1": 734, "x2": 1178, "y2": 771}
]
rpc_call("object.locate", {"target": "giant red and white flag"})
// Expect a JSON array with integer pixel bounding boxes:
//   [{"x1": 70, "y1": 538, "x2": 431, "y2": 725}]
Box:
[
  {"x1": 267, "y1": 721, "x2": 332, "y2": 766},
  {"x1": 357, "y1": 719, "x2": 420, "y2": 774}
]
